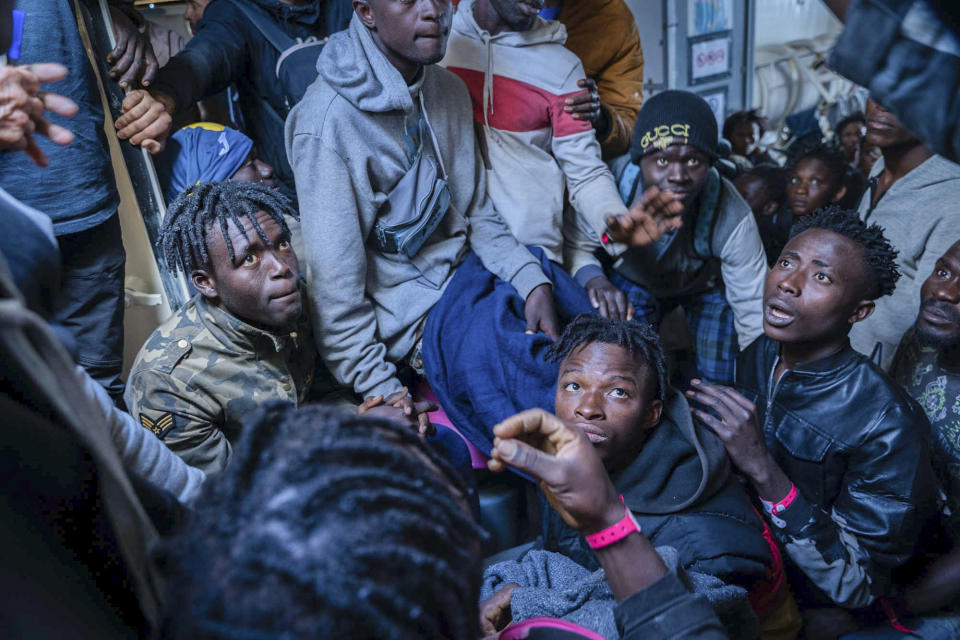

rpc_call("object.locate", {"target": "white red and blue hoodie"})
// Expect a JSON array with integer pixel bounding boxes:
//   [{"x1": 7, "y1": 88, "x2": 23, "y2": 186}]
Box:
[{"x1": 442, "y1": 0, "x2": 627, "y2": 284}]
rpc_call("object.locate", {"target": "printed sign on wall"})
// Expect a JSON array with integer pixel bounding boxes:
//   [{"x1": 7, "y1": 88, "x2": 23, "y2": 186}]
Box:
[{"x1": 690, "y1": 34, "x2": 731, "y2": 84}]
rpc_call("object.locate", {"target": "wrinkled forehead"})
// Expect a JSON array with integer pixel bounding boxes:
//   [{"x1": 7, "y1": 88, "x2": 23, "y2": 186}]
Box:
[{"x1": 785, "y1": 229, "x2": 867, "y2": 279}]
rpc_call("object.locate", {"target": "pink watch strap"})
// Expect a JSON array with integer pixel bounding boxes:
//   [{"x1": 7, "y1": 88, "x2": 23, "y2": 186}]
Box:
[{"x1": 585, "y1": 502, "x2": 641, "y2": 550}]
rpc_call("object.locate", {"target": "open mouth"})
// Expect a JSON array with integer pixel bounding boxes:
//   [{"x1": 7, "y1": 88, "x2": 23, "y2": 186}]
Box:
[
  {"x1": 866, "y1": 119, "x2": 894, "y2": 131},
  {"x1": 764, "y1": 300, "x2": 795, "y2": 328}
]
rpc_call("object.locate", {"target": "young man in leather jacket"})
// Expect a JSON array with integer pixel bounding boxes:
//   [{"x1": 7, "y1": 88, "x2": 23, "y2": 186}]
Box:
[{"x1": 685, "y1": 207, "x2": 938, "y2": 634}]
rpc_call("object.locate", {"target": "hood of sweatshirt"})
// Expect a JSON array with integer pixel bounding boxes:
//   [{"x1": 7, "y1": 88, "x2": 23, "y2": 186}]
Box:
[
  {"x1": 614, "y1": 388, "x2": 731, "y2": 515},
  {"x1": 316, "y1": 14, "x2": 425, "y2": 114},
  {"x1": 453, "y1": 0, "x2": 567, "y2": 48},
  {"x1": 451, "y1": 0, "x2": 567, "y2": 124}
]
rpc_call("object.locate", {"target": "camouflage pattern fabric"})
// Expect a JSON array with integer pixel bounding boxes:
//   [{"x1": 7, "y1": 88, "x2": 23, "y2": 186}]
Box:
[{"x1": 125, "y1": 294, "x2": 331, "y2": 474}]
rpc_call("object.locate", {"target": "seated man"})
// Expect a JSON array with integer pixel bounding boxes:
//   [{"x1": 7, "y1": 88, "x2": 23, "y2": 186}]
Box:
[
  {"x1": 442, "y1": 0, "x2": 636, "y2": 319},
  {"x1": 154, "y1": 122, "x2": 277, "y2": 203},
  {"x1": 610, "y1": 91, "x2": 768, "y2": 385},
  {"x1": 504, "y1": 315, "x2": 792, "y2": 635},
  {"x1": 162, "y1": 400, "x2": 728, "y2": 639},
  {"x1": 125, "y1": 181, "x2": 329, "y2": 473},
  {"x1": 888, "y1": 239, "x2": 960, "y2": 630},
  {"x1": 686, "y1": 208, "x2": 938, "y2": 631},
  {"x1": 286, "y1": 0, "x2": 678, "y2": 454}
]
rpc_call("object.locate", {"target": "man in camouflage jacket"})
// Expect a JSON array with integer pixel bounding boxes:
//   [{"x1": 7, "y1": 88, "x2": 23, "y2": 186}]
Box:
[{"x1": 125, "y1": 182, "x2": 343, "y2": 474}]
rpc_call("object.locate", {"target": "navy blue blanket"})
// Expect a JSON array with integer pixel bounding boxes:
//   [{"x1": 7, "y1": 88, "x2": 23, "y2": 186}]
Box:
[{"x1": 422, "y1": 248, "x2": 595, "y2": 454}]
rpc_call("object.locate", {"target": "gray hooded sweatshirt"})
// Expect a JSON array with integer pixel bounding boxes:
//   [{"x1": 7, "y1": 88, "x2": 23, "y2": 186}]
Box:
[
  {"x1": 851, "y1": 154, "x2": 960, "y2": 370},
  {"x1": 286, "y1": 15, "x2": 550, "y2": 399}
]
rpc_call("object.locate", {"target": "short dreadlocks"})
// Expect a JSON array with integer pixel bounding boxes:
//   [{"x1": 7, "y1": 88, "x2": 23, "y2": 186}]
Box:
[
  {"x1": 159, "y1": 181, "x2": 298, "y2": 274},
  {"x1": 547, "y1": 314, "x2": 668, "y2": 403},
  {"x1": 790, "y1": 205, "x2": 901, "y2": 298}
]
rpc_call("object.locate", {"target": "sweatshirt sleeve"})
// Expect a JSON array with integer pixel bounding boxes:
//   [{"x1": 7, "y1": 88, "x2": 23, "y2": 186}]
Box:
[
  {"x1": 549, "y1": 67, "x2": 628, "y2": 254},
  {"x1": 562, "y1": 203, "x2": 605, "y2": 286},
  {"x1": 81, "y1": 366, "x2": 204, "y2": 504},
  {"x1": 289, "y1": 132, "x2": 405, "y2": 400},
  {"x1": 718, "y1": 214, "x2": 767, "y2": 349},
  {"x1": 149, "y1": 5, "x2": 249, "y2": 115},
  {"x1": 463, "y1": 134, "x2": 551, "y2": 300},
  {"x1": 615, "y1": 572, "x2": 727, "y2": 640}
]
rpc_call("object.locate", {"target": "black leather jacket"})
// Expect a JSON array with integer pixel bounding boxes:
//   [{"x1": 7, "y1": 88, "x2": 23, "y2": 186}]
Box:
[{"x1": 736, "y1": 336, "x2": 938, "y2": 609}]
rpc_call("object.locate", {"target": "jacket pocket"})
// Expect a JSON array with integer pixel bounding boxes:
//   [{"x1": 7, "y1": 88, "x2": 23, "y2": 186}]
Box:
[{"x1": 772, "y1": 412, "x2": 837, "y2": 507}]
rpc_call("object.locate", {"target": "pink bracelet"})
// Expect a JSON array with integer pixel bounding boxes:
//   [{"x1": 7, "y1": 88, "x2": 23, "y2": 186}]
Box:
[
  {"x1": 585, "y1": 500, "x2": 642, "y2": 550},
  {"x1": 761, "y1": 484, "x2": 798, "y2": 516}
]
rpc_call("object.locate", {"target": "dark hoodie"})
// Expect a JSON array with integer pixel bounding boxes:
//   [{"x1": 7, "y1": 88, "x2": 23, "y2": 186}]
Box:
[
  {"x1": 541, "y1": 390, "x2": 773, "y2": 593},
  {"x1": 150, "y1": 0, "x2": 353, "y2": 192}
]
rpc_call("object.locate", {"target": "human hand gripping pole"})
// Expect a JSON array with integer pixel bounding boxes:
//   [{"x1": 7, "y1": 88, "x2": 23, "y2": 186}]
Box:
[{"x1": 488, "y1": 409, "x2": 668, "y2": 601}]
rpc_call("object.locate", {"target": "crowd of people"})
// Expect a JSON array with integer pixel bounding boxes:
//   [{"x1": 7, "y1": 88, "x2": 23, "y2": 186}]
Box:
[{"x1": 3, "y1": 0, "x2": 960, "y2": 638}]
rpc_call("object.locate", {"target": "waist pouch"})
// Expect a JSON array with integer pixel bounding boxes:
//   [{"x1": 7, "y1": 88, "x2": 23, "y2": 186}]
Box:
[{"x1": 374, "y1": 151, "x2": 451, "y2": 258}]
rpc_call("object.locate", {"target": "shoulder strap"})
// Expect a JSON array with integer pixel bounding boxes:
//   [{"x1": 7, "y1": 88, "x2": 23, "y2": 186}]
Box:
[{"x1": 223, "y1": 0, "x2": 296, "y2": 53}]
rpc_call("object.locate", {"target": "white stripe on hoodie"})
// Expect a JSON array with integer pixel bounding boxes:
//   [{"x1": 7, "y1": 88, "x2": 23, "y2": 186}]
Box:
[{"x1": 442, "y1": 0, "x2": 627, "y2": 282}]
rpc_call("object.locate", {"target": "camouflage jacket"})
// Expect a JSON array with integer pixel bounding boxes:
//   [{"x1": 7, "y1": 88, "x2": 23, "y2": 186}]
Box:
[{"x1": 125, "y1": 295, "x2": 327, "y2": 474}]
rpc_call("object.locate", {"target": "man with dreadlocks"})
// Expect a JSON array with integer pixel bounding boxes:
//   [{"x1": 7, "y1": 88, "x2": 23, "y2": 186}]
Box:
[
  {"x1": 481, "y1": 315, "x2": 794, "y2": 638},
  {"x1": 124, "y1": 181, "x2": 343, "y2": 474},
  {"x1": 686, "y1": 207, "x2": 938, "y2": 633}
]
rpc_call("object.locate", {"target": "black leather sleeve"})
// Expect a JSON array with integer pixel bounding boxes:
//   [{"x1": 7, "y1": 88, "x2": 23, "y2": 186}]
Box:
[{"x1": 767, "y1": 402, "x2": 937, "y2": 608}]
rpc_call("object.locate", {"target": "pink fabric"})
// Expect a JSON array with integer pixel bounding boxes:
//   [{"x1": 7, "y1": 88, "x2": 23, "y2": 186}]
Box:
[
  {"x1": 498, "y1": 617, "x2": 607, "y2": 640},
  {"x1": 417, "y1": 380, "x2": 489, "y2": 469},
  {"x1": 447, "y1": 66, "x2": 592, "y2": 138}
]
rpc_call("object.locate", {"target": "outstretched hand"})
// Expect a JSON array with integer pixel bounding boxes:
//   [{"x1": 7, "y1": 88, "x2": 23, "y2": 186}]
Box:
[
  {"x1": 605, "y1": 186, "x2": 684, "y2": 247},
  {"x1": 488, "y1": 409, "x2": 622, "y2": 533},
  {"x1": 686, "y1": 379, "x2": 792, "y2": 501},
  {"x1": 524, "y1": 283, "x2": 560, "y2": 341},
  {"x1": 0, "y1": 64, "x2": 77, "y2": 166}
]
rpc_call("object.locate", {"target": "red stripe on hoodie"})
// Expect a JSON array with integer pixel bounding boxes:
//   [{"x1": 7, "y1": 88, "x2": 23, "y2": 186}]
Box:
[{"x1": 448, "y1": 66, "x2": 592, "y2": 138}]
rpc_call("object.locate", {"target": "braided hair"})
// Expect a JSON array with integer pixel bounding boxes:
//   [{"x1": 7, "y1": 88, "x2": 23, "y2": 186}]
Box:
[
  {"x1": 161, "y1": 401, "x2": 486, "y2": 640},
  {"x1": 547, "y1": 314, "x2": 667, "y2": 403},
  {"x1": 159, "y1": 181, "x2": 298, "y2": 274},
  {"x1": 790, "y1": 205, "x2": 901, "y2": 299}
]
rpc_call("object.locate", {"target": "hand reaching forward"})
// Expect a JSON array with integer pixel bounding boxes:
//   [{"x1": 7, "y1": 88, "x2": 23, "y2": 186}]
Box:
[
  {"x1": 488, "y1": 409, "x2": 623, "y2": 533},
  {"x1": 605, "y1": 186, "x2": 684, "y2": 248},
  {"x1": 0, "y1": 64, "x2": 77, "y2": 166}
]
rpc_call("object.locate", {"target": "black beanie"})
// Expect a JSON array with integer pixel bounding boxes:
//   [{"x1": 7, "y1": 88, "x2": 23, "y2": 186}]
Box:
[{"x1": 630, "y1": 90, "x2": 719, "y2": 163}]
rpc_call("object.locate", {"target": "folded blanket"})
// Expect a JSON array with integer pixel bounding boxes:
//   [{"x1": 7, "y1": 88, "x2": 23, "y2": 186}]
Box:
[
  {"x1": 422, "y1": 247, "x2": 594, "y2": 454},
  {"x1": 481, "y1": 548, "x2": 759, "y2": 639}
]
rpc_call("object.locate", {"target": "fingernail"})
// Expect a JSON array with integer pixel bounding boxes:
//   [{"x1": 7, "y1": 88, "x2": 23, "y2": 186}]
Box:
[
  {"x1": 498, "y1": 440, "x2": 516, "y2": 460},
  {"x1": 691, "y1": 379, "x2": 701, "y2": 385}
]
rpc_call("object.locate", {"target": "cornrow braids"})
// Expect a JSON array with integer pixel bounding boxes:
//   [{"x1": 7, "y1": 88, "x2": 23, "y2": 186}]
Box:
[
  {"x1": 159, "y1": 181, "x2": 298, "y2": 275},
  {"x1": 790, "y1": 205, "x2": 901, "y2": 298},
  {"x1": 547, "y1": 314, "x2": 668, "y2": 403},
  {"x1": 160, "y1": 401, "x2": 486, "y2": 640}
]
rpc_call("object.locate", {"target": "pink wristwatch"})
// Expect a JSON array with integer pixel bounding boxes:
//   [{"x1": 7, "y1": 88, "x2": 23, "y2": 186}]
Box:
[{"x1": 585, "y1": 503, "x2": 642, "y2": 550}]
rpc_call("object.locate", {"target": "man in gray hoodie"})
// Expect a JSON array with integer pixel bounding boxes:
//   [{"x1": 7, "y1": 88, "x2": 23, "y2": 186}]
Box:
[
  {"x1": 286, "y1": 0, "x2": 675, "y2": 437},
  {"x1": 850, "y1": 99, "x2": 960, "y2": 369}
]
